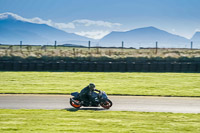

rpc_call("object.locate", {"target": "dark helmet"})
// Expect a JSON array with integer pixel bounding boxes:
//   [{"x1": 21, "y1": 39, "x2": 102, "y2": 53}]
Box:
[{"x1": 89, "y1": 83, "x2": 95, "y2": 89}]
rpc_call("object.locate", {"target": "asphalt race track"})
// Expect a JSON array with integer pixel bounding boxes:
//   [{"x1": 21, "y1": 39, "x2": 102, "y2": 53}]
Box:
[{"x1": 0, "y1": 94, "x2": 200, "y2": 113}]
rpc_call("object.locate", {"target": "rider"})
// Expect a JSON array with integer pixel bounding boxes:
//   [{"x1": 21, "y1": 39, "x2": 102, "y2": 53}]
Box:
[{"x1": 80, "y1": 83, "x2": 101, "y2": 105}]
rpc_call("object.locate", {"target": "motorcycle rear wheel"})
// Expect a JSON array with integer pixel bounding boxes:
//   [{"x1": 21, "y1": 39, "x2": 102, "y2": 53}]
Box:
[
  {"x1": 100, "y1": 99, "x2": 112, "y2": 109},
  {"x1": 70, "y1": 99, "x2": 81, "y2": 108}
]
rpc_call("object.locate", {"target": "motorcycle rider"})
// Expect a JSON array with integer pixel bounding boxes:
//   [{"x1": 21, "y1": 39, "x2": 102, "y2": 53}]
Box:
[{"x1": 79, "y1": 83, "x2": 101, "y2": 105}]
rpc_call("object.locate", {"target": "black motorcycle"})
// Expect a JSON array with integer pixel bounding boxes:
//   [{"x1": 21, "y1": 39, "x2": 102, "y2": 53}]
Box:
[{"x1": 70, "y1": 91, "x2": 112, "y2": 109}]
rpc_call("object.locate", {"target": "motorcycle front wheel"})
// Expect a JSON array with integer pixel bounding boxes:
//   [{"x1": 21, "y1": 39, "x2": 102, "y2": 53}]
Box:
[{"x1": 100, "y1": 99, "x2": 112, "y2": 109}]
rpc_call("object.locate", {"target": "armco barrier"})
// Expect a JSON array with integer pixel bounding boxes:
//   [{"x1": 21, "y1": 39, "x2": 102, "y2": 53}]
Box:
[
  {"x1": 0, "y1": 61, "x2": 199, "y2": 72},
  {"x1": 81, "y1": 62, "x2": 88, "y2": 71},
  {"x1": 59, "y1": 62, "x2": 65, "y2": 71},
  {"x1": 96, "y1": 63, "x2": 104, "y2": 72},
  {"x1": 13, "y1": 62, "x2": 21, "y2": 71},
  {"x1": 198, "y1": 64, "x2": 200, "y2": 72},
  {"x1": 21, "y1": 63, "x2": 28, "y2": 71},
  {"x1": 127, "y1": 62, "x2": 133, "y2": 72},
  {"x1": 104, "y1": 62, "x2": 111, "y2": 72}
]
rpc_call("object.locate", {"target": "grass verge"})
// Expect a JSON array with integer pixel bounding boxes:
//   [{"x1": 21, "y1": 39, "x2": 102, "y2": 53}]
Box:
[
  {"x1": 0, "y1": 72, "x2": 200, "y2": 97},
  {"x1": 0, "y1": 109, "x2": 200, "y2": 133}
]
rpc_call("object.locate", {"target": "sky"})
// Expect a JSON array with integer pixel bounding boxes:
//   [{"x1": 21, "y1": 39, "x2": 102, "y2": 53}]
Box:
[{"x1": 0, "y1": 0, "x2": 200, "y2": 39}]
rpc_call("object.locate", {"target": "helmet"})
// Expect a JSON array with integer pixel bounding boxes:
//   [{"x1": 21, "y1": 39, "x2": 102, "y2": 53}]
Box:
[{"x1": 89, "y1": 83, "x2": 95, "y2": 89}]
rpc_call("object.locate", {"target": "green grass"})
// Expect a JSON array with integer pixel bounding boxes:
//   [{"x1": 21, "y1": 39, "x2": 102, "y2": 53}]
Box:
[
  {"x1": 0, "y1": 109, "x2": 199, "y2": 133},
  {"x1": 0, "y1": 72, "x2": 200, "y2": 97}
]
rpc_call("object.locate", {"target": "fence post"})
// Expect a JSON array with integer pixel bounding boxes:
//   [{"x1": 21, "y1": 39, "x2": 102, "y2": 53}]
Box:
[
  {"x1": 88, "y1": 41, "x2": 91, "y2": 50},
  {"x1": 191, "y1": 41, "x2": 193, "y2": 50},
  {"x1": 73, "y1": 48, "x2": 76, "y2": 57},
  {"x1": 155, "y1": 41, "x2": 158, "y2": 54},
  {"x1": 54, "y1": 41, "x2": 57, "y2": 49},
  {"x1": 122, "y1": 41, "x2": 124, "y2": 49},
  {"x1": 20, "y1": 41, "x2": 22, "y2": 49}
]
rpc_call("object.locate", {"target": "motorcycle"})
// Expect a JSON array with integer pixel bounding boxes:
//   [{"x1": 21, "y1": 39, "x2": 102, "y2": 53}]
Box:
[{"x1": 70, "y1": 91, "x2": 112, "y2": 109}]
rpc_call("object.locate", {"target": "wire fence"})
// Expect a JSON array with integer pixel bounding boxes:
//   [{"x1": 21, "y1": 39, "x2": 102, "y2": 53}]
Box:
[{"x1": 1, "y1": 40, "x2": 200, "y2": 49}]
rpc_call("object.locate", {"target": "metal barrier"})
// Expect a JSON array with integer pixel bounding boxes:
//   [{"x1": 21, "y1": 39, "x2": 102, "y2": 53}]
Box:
[{"x1": 0, "y1": 61, "x2": 199, "y2": 72}]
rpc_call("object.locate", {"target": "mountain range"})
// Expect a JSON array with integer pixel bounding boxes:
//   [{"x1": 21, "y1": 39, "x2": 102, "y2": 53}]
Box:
[
  {"x1": 0, "y1": 13, "x2": 90, "y2": 45},
  {"x1": 0, "y1": 13, "x2": 199, "y2": 48},
  {"x1": 191, "y1": 32, "x2": 200, "y2": 44},
  {"x1": 100, "y1": 27, "x2": 192, "y2": 48}
]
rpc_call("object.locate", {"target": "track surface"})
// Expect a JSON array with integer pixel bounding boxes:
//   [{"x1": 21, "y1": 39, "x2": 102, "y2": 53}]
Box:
[{"x1": 0, "y1": 94, "x2": 200, "y2": 113}]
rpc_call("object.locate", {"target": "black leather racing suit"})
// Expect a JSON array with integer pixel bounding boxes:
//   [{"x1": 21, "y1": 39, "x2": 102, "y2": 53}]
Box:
[{"x1": 80, "y1": 86, "x2": 100, "y2": 105}]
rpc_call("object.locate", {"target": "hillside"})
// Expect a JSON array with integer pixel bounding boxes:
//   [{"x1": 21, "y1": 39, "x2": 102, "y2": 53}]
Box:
[
  {"x1": 99, "y1": 27, "x2": 190, "y2": 48},
  {"x1": 0, "y1": 13, "x2": 89, "y2": 45}
]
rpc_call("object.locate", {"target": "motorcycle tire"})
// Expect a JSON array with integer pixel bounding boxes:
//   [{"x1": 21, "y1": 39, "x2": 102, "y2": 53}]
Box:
[
  {"x1": 70, "y1": 99, "x2": 81, "y2": 109},
  {"x1": 100, "y1": 99, "x2": 112, "y2": 109}
]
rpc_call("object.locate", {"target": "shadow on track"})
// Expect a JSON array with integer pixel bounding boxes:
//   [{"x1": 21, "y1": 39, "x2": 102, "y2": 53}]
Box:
[{"x1": 64, "y1": 108, "x2": 106, "y2": 112}]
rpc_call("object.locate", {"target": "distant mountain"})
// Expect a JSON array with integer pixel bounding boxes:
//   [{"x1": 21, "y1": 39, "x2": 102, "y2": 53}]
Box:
[
  {"x1": 0, "y1": 13, "x2": 90, "y2": 45},
  {"x1": 191, "y1": 32, "x2": 200, "y2": 44},
  {"x1": 99, "y1": 26, "x2": 190, "y2": 48},
  {"x1": 0, "y1": 13, "x2": 193, "y2": 48},
  {"x1": 61, "y1": 43, "x2": 86, "y2": 47}
]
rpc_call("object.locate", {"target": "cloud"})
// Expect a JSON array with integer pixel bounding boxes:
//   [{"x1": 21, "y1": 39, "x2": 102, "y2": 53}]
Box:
[
  {"x1": 0, "y1": 12, "x2": 75, "y2": 29},
  {"x1": 0, "y1": 12, "x2": 121, "y2": 29},
  {"x1": 54, "y1": 22, "x2": 75, "y2": 29},
  {"x1": 71, "y1": 19, "x2": 121, "y2": 39},
  {"x1": 0, "y1": 12, "x2": 24, "y2": 20},
  {"x1": 28, "y1": 17, "x2": 76, "y2": 29},
  {"x1": 72, "y1": 19, "x2": 121, "y2": 28},
  {"x1": 0, "y1": 12, "x2": 122, "y2": 39},
  {"x1": 75, "y1": 31, "x2": 110, "y2": 39},
  {"x1": 195, "y1": 28, "x2": 200, "y2": 32}
]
